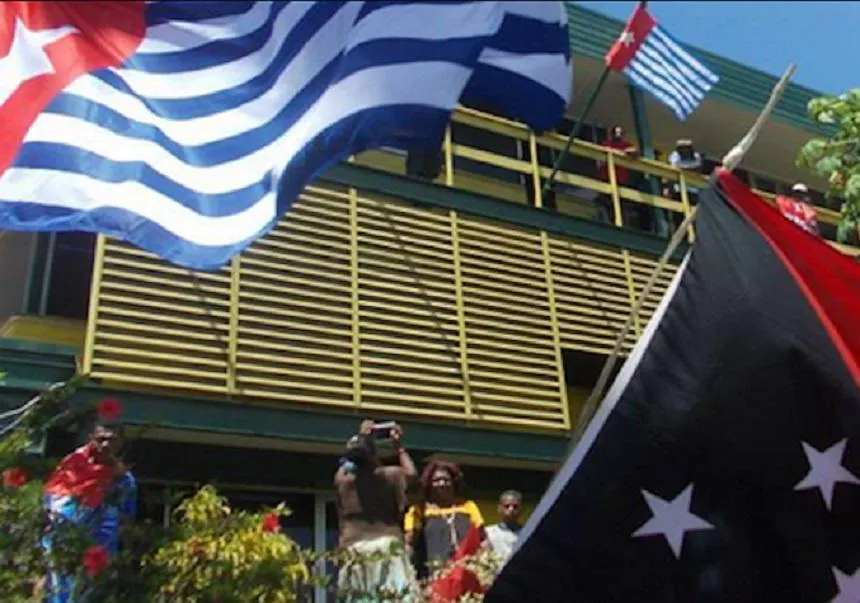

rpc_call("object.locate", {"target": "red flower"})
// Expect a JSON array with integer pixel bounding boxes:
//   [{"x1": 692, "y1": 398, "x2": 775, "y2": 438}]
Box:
[
  {"x1": 261, "y1": 513, "x2": 280, "y2": 533},
  {"x1": 97, "y1": 397, "x2": 123, "y2": 422},
  {"x1": 82, "y1": 545, "x2": 109, "y2": 577},
  {"x1": 2, "y1": 467, "x2": 28, "y2": 488}
]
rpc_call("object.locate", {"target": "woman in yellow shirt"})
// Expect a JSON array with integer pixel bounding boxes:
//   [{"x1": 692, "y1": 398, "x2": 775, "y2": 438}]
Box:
[{"x1": 404, "y1": 460, "x2": 484, "y2": 579}]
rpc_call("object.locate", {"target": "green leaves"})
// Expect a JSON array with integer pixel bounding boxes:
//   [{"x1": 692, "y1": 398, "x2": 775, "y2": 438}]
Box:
[{"x1": 797, "y1": 88, "x2": 860, "y2": 243}]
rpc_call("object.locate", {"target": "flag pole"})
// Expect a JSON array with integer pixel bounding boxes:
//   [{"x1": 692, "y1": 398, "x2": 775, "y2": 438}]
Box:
[
  {"x1": 541, "y1": 1, "x2": 647, "y2": 197},
  {"x1": 571, "y1": 204, "x2": 696, "y2": 442},
  {"x1": 568, "y1": 61, "x2": 798, "y2": 446},
  {"x1": 541, "y1": 67, "x2": 610, "y2": 196}
]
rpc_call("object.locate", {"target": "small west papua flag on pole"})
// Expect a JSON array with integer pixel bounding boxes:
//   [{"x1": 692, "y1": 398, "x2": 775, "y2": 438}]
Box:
[
  {"x1": 486, "y1": 170, "x2": 860, "y2": 602},
  {"x1": 0, "y1": 1, "x2": 571, "y2": 270},
  {"x1": 606, "y1": 4, "x2": 718, "y2": 121}
]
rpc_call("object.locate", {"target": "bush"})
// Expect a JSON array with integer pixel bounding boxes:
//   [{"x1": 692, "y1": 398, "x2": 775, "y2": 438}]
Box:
[{"x1": 144, "y1": 485, "x2": 309, "y2": 602}]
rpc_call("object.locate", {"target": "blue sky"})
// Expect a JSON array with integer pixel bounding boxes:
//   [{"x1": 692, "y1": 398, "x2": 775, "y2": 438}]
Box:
[{"x1": 576, "y1": 1, "x2": 858, "y2": 95}]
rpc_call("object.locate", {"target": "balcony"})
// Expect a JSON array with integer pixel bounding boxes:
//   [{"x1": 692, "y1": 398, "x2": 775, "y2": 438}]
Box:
[{"x1": 6, "y1": 106, "x2": 852, "y2": 434}]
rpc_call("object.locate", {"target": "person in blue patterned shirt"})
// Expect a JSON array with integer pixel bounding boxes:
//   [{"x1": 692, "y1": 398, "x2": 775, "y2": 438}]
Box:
[{"x1": 42, "y1": 420, "x2": 137, "y2": 602}]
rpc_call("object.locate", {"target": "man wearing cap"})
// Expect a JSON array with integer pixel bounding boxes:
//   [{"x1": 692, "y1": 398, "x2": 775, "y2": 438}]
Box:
[
  {"x1": 775, "y1": 182, "x2": 820, "y2": 235},
  {"x1": 665, "y1": 139, "x2": 704, "y2": 228},
  {"x1": 334, "y1": 420, "x2": 419, "y2": 601},
  {"x1": 668, "y1": 139, "x2": 704, "y2": 187}
]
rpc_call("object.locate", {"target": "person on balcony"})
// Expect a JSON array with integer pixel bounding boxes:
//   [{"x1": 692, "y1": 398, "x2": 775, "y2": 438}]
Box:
[
  {"x1": 664, "y1": 138, "x2": 705, "y2": 232},
  {"x1": 484, "y1": 489, "x2": 524, "y2": 563},
  {"x1": 595, "y1": 124, "x2": 640, "y2": 226},
  {"x1": 404, "y1": 460, "x2": 484, "y2": 581},
  {"x1": 775, "y1": 182, "x2": 820, "y2": 236},
  {"x1": 334, "y1": 420, "x2": 419, "y2": 602},
  {"x1": 42, "y1": 418, "x2": 137, "y2": 602}
]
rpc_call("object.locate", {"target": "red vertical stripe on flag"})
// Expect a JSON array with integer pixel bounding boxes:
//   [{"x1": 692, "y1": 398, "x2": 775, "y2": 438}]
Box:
[
  {"x1": 604, "y1": 5, "x2": 655, "y2": 72},
  {"x1": 0, "y1": 1, "x2": 145, "y2": 175}
]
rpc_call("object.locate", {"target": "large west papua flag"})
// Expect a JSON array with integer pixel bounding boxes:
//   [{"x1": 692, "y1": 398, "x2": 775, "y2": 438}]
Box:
[
  {"x1": 0, "y1": 1, "x2": 570, "y2": 270},
  {"x1": 486, "y1": 170, "x2": 860, "y2": 602}
]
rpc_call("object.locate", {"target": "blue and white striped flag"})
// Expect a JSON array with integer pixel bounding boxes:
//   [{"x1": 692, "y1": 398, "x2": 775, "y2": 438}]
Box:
[
  {"x1": 605, "y1": 4, "x2": 718, "y2": 121},
  {"x1": 0, "y1": 1, "x2": 571, "y2": 270}
]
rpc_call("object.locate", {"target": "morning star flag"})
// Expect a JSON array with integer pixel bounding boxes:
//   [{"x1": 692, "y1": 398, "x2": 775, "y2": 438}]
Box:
[
  {"x1": 0, "y1": 1, "x2": 571, "y2": 270},
  {"x1": 605, "y1": 4, "x2": 718, "y2": 121},
  {"x1": 486, "y1": 170, "x2": 860, "y2": 603}
]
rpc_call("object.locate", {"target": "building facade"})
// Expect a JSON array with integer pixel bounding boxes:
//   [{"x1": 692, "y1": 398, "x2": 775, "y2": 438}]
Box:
[{"x1": 1, "y1": 4, "x2": 857, "y2": 601}]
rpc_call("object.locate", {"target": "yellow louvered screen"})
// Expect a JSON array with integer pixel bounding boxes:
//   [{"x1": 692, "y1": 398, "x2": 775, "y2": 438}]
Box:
[
  {"x1": 457, "y1": 218, "x2": 567, "y2": 429},
  {"x1": 628, "y1": 254, "x2": 677, "y2": 327},
  {"x1": 87, "y1": 181, "x2": 680, "y2": 432},
  {"x1": 549, "y1": 237, "x2": 639, "y2": 354},
  {"x1": 235, "y1": 187, "x2": 354, "y2": 408},
  {"x1": 354, "y1": 193, "x2": 467, "y2": 420},
  {"x1": 92, "y1": 242, "x2": 232, "y2": 394}
]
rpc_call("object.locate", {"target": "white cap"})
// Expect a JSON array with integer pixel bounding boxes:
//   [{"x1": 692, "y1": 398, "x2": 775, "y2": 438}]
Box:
[{"x1": 791, "y1": 182, "x2": 809, "y2": 194}]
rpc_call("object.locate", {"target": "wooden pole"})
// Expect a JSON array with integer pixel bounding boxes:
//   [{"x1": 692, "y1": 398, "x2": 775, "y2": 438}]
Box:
[{"x1": 571, "y1": 204, "x2": 696, "y2": 442}]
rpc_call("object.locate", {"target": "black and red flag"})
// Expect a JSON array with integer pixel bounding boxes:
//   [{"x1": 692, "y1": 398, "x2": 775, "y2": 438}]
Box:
[{"x1": 486, "y1": 170, "x2": 860, "y2": 602}]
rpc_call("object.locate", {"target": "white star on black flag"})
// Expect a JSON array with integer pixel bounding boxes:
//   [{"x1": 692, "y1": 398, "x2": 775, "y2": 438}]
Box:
[
  {"x1": 794, "y1": 439, "x2": 860, "y2": 510},
  {"x1": 485, "y1": 172, "x2": 860, "y2": 602},
  {"x1": 632, "y1": 484, "x2": 714, "y2": 559}
]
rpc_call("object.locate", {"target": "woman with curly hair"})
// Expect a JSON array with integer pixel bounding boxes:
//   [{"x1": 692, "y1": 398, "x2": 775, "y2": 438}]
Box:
[{"x1": 403, "y1": 460, "x2": 484, "y2": 579}]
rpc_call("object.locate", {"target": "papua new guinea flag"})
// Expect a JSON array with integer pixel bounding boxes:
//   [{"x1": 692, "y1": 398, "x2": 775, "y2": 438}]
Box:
[{"x1": 486, "y1": 169, "x2": 860, "y2": 603}]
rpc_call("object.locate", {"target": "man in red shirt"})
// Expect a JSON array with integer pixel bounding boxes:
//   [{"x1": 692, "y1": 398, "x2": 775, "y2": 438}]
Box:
[
  {"x1": 595, "y1": 125, "x2": 639, "y2": 225},
  {"x1": 775, "y1": 182, "x2": 820, "y2": 236}
]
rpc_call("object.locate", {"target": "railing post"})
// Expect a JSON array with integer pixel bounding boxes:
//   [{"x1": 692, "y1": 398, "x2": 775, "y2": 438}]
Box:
[
  {"x1": 678, "y1": 172, "x2": 696, "y2": 243},
  {"x1": 82, "y1": 234, "x2": 107, "y2": 375},
  {"x1": 227, "y1": 255, "x2": 241, "y2": 393},
  {"x1": 528, "y1": 131, "x2": 570, "y2": 426},
  {"x1": 348, "y1": 187, "x2": 363, "y2": 409},
  {"x1": 609, "y1": 153, "x2": 641, "y2": 336},
  {"x1": 607, "y1": 152, "x2": 623, "y2": 227},
  {"x1": 444, "y1": 125, "x2": 454, "y2": 187},
  {"x1": 528, "y1": 131, "x2": 544, "y2": 209}
]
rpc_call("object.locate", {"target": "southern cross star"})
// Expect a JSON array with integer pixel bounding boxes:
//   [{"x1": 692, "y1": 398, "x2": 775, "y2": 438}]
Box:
[
  {"x1": 632, "y1": 483, "x2": 714, "y2": 559},
  {"x1": 794, "y1": 439, "x2": 860, "y2": 511},
  {"x1": 619, "y1": 30, "x2": 635, "y2": 47},
  {"x1": 0, "y1": 17, "x2": 76, "y2": 106},
  {"x1": 829, "y1": 565, "x2": 860, "y2": 603}
]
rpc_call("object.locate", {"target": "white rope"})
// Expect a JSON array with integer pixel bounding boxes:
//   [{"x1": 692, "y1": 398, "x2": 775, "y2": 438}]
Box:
[
  {"x1": 721, "y1": 63, "x2": 797, "y2": 172},
  {"x1": 572, "y1": 206, "x2": 696, "y2": 441}
]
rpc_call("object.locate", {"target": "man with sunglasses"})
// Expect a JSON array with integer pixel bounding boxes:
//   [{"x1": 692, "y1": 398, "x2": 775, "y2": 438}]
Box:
[{"x1": 485, "y1": 490, "x2": 524, "y2": 562}]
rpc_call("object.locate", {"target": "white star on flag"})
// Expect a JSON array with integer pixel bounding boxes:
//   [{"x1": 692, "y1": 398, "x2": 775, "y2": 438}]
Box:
[
  {"x1": 619, "y1": 30, "x2": 635, "y2": 47},
  {"x1": 0, "y1": 17, "x2": 76, "y2": 106},
  {"x1": 794, "y1": 439, "x2": 860, "y2": 511},
  {"x1": 829, "y1": 566, "x2": 860, "y2": 603},
  {"x1": 631, "y1": 483, "x2": 714, "y2": 559}
]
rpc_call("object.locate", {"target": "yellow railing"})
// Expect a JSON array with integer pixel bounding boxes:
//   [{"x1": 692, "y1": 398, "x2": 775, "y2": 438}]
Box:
[
  {"x1": 357, "y1": 106, "x2": 858, "y2": 256},
  {"x1": 82, "y1": 105, "x2": 853, "y2": 434}
]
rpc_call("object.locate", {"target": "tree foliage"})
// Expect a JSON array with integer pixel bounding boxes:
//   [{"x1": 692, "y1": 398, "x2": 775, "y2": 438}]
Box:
[
  {"x1": 144, "y1": 486, "x2": 309, "y2": 603},
  {"x1": 797, "y1": 88, "x2": 860, "y2": 242}
]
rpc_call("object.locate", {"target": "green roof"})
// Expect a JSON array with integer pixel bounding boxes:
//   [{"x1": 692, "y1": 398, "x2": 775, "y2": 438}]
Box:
[{"x1": 566, "y1": 3, "x2": 830, "y2": 135}]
